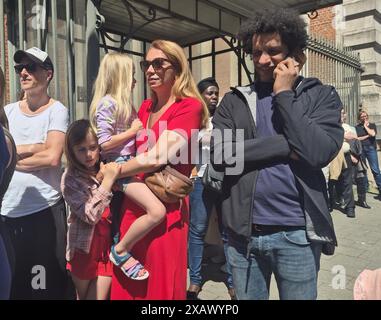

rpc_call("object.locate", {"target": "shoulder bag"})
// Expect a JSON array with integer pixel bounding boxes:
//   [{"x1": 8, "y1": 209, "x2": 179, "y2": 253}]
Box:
[{"x1": 143, "y1": 112, "x2": 194, "y2": 203}]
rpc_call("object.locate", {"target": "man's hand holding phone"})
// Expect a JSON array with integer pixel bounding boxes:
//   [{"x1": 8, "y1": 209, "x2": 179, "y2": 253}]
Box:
[{"x1": 273, "y1": 50, "x2": 306, "y2": 95}]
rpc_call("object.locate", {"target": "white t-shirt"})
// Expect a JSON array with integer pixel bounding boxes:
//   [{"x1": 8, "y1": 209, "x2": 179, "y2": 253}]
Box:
[
  {"x1": 196, "y1": 118, "x2": 213, "y2": 178},
  {"x1": 342, "y1": 123, "x2": 357, "y2": 154},
  {"x1": 1, "y1": 101, "x2": 69, "y2": 218}
]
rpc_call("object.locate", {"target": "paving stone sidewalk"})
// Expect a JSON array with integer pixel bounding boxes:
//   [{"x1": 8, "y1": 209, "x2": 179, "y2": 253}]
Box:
[{"x1": 191, "y1": 191, "x2": 381, "y2": 300}]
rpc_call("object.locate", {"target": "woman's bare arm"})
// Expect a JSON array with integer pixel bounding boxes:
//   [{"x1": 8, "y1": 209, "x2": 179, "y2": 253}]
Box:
[
  {"x1": 99, "y1": 130, "x2": 188, "y2": 180},
  {"x1": 358, "y1": 135, "x2": 370, "y2": 141}
]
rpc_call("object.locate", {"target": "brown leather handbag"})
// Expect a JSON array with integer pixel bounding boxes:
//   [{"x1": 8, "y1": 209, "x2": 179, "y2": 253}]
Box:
[
  {"x1": 143, "y1": 111, "x2": 194, "y2": 203},
  {"x1": 145, "y1": 165, "x2": 194, "y2": 203}
]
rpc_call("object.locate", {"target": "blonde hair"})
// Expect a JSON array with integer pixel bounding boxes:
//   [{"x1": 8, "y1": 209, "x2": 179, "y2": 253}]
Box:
[
  {"x1": 149, "y1": 40, "x2": 209, "y2": 128},
  {"x1": 358, "y1": 110, "x2": 368, "y2": 121},
  {"x1": 89, "y1": 52, "x2": 134, "y2": 132}
]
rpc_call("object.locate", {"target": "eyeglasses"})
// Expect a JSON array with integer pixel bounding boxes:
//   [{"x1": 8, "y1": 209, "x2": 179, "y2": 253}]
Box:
[
  {"x1": 14, "y1": 62, "x2": 43, "y2": 74},
  {"x1": 139, "y1": 58, "x2": 171, "y2": 72}
]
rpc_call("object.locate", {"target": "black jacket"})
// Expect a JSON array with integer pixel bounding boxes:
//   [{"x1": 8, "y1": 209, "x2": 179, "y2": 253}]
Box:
[
  {"x1": 210, "y1": 77, "x2": 344, "y2": 255},
  {"x1": 0, "y1": 127, "x2": 16, "y2": 204}
]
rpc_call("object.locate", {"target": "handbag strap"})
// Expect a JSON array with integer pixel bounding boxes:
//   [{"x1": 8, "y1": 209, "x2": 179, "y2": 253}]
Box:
[
  {"x1": 146, "y1": 109, "x2": 154, "y2": 149},
  {"x1": 164, "y1": 166, "x2": 193, "y2": 185}
]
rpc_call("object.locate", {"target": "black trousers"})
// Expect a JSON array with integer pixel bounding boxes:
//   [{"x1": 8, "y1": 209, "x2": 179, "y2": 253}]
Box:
[
  {"x1": 336, "y1": 152, "x2": 355, "y2": 210},
  {"x1": 1, "y1": 199, "x2": 69, "y2": 300}
]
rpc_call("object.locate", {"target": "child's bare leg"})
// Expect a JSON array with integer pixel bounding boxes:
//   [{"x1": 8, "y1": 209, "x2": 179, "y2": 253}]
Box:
[
  {"x1": 86, "y1": 276, "x2": 112, "y2": 300},
  {"x1": 114, "y1": 179, "x2": 166, "y2": 255},
  {"x1": 71, "y1": 274, "x2": 91, "y2": 300}
]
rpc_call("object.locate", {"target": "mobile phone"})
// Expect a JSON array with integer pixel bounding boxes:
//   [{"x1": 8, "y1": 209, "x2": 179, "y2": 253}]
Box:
[
  {"x1": 285, "y1": 54, "x2": 299, "y2": 67},
  {"x1": 290, "y1": 50, "x2": 306, "y2": 69}
]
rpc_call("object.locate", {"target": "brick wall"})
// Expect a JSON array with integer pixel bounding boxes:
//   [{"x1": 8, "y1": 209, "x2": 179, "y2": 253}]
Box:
[
  {"x1": 309, "y1": 6, "x2": 336, "y2": 41},
  {"x1": 0, "y1": 14, "x2": 10, "y2": 104},
  {"x1": 3, "y1": 13, "x2": 11, "y2": 105},
  {"x1": 307, "y1": 7, "x2": 337, "y2": 85}
]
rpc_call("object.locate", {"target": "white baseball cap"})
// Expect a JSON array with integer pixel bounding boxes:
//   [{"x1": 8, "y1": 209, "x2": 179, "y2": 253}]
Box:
[{"x1": 14, "y1": 47, "x2": 54, "y2": 72}]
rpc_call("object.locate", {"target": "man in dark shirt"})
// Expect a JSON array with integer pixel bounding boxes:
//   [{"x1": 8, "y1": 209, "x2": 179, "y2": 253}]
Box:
[
  {"x1": 210, "y1": 8, "x2": 343, "y2": 300},
  {"x1": 355, "y1": 110, "x2": 381, "y2": 199},
  {"x1": 252, "y1": 82, "x2": 305, "y2": 227}
]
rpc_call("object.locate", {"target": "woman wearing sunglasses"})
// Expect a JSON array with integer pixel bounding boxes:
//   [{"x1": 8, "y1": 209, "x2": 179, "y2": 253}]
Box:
[{"x1": 107, "y1": 40, "x2": 209, "y2": 300}]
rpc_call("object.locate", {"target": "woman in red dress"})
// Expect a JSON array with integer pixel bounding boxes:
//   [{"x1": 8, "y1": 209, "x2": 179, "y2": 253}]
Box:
[{"x1": 108, "y1": 40, "x2": 209, "y2": 299}]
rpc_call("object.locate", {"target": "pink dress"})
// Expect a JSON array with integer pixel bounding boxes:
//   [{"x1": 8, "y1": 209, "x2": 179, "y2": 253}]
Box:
[{"x1": 110, "y1": 97, "x2": 203, "y2": 300}]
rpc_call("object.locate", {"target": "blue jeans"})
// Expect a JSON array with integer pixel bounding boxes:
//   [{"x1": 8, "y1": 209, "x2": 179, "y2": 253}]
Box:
[
  {"x1": 362, "y1": 145, "x2": 381, "y2": 191},
  {"x1": 227, "y1": 228, "x2": 322, "y2": 300},
  {"x1": 188, "y1": 178, "x2": 233, "y2": 288},
  {"x1": 114, "y1": 155, "x2": 133, "y2": 190},
  {"x1": 221, "y1": 229, "x2": 234, "y2": 289}
]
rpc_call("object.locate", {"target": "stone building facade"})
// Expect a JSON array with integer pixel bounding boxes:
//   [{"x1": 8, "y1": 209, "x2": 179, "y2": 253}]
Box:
[{"x1": 340, "y1": 0, "x2": 381, "y2": 131}]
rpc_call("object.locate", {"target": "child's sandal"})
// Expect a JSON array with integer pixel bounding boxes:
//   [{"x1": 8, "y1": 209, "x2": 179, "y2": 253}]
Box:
[{"x1": 109, "y1": 245, "x2": 149, "y2": 281}]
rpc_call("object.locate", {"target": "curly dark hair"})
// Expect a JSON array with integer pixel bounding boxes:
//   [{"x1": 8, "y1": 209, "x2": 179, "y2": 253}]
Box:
[{"x1": 237, "y1": 8, "x2": 308, "y2": 54}]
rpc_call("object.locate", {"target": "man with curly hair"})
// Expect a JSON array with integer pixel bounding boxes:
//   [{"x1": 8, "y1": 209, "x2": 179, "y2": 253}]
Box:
[{"x1": 210, "y1": 8, "x2": 343, "y2": 300}]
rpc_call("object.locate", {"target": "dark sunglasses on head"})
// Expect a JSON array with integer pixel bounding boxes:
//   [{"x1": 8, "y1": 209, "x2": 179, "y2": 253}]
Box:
[
  {"x1": 14, "y1": 62, "x2": 46, "y2": 74},
  {"x1": 139, "y1": 58, "x2": 171, "y2": 72}
]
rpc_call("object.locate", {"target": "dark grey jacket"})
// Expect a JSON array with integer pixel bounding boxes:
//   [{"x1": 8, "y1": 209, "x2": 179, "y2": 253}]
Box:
[
  {"x1": 0, "y1": 127, "x2": 16, "y2": 207},
  {"x1": 210, "y1": 77, "x2": 344, "y2": 255}
]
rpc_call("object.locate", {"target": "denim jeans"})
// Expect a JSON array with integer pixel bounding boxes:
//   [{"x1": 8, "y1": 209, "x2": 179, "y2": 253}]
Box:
[
  {"x1": 114, "y1": 155, "x2": 133, "y2": 190},
  {"x1": 221, "y1": 229, "x2": 234, "y2": 289},
  {"x1": 188, "y1": 178, "x2": 233, "y2": 288},
  {"x1": 362, "y1": 145, "x2": 381, "y2": 191},
  {"x1": 227, "y1": 228, "x2": 322, "y2": 300}
]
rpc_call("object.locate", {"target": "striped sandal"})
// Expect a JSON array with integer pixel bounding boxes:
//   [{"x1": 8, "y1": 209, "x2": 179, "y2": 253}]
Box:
[{"x1": 109, "y1": 245, "x2": 149, "y2": 281}]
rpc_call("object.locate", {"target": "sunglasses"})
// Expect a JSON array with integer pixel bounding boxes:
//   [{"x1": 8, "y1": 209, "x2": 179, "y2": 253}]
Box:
[
  {"x1": 14, "y1": 62, "x2": 46, "y2": 74},
  {"x1": 139, "y1": 58, "x2": 171, "y2": 72}
]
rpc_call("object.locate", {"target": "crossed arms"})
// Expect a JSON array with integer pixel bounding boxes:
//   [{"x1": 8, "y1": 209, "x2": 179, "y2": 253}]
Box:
[{"x1": 16, "y1": 130, "x2": 65, "y2": 172}]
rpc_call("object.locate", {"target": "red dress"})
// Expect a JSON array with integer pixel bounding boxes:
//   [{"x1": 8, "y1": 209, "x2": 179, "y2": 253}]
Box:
[
  {"x1": 67, "y1": 208, "x2": 113, "y2": 280},
  {"x1": 110, "y1": 97, "x2": 203, "y2": 300}
]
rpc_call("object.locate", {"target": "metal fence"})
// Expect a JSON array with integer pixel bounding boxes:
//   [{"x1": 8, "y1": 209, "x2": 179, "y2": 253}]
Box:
[
  {"x1": 2, "y1": 1, "x2": 363, "y2": 125},
  {"x1": 302, "y1": 36, "x2": 363, "y2": 125},
  {"x1": 183, "y1": 35, "x2": 363, "y2": 126}
]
